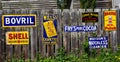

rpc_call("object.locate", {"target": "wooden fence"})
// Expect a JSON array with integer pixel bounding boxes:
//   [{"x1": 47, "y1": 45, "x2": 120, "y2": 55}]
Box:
[
  {"x1": 1, "y1": 0, "x2": 57, "y2": 9},
  {"x1": 0, "y1": 9, "x2": 119, "y2": 62}
]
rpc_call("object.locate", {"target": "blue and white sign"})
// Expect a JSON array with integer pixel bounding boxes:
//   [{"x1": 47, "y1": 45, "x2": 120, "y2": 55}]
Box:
[
  {"x1": 88, "y1": 36, "x2": 108, "y2": 48},
  {"x1": 64, "y1": 26, "x2": 97, "y2": 32},
  {"x1": 2, "y1": 14, "x2": 36, "y2": 27}
]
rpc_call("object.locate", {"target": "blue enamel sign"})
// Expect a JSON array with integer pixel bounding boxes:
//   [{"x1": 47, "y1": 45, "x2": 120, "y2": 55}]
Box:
[
  {"x1": 88, "y1": 36, "x2": 108, "y2": 48},
  {"x1": 2, "y1": 14, "x2": 36, "y2": 27},
  {"x1": 43, "y1": 14, "x2": 57, "y2": 42},
  {"x1": 64, "y1": 25, "x2": 97, "y2": 32}
]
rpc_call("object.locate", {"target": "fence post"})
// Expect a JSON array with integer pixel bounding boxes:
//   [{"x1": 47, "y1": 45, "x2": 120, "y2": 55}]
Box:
[{"x1": 30, "y1": 28, "x2": 34, "y2": 61}]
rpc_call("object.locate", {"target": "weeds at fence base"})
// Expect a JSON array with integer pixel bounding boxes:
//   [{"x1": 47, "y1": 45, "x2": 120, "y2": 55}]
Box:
[{"x1": 9, "y1": 47, "x2": 120, "y2": 62}]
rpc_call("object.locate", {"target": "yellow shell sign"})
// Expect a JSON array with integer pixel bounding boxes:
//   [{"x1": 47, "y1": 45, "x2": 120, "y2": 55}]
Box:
[
  {"x1": 104, "y1": 10, "x2": 117, "y2": 31},
  {"x1": 6, "y1": 31, "x2": 29, "y2": 45}
]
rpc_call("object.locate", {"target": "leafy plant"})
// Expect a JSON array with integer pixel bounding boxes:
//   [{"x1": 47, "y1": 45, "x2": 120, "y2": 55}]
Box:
[
  {"x1": 79, "y1": 0, "x2": 96, "y2": 9},
  {"x1": 82, "y1": 35, "x2": 90, "y2": 62},
  {"x1": 57, "y1": 0, "x2": 72, "y2": 9},
  {"x1": 10, "y1": 46, "x2": 120, "y2": 62},
  {"x1": 56, "y1": 47, "x2": 67, "y2": 61}
]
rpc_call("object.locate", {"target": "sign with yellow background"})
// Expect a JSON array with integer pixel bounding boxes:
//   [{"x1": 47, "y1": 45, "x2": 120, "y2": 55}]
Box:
[
  {"x1": 43, "y1": 15, "x2": 57, "y2": 43},
  {"x1": 104, "y1": 10, "x2": 116, "y2": 31},
  {"x1": 43, "y1": 20, "x2": 57, "y2": 37},
  {"x1": 6, "y1": 31, "x2": 29, "y2": 45}
]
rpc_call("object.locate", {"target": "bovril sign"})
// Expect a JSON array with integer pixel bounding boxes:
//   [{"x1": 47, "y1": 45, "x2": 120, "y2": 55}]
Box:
[{"x1": 2, "y1": 14, "x2": 36, "y2": 27}]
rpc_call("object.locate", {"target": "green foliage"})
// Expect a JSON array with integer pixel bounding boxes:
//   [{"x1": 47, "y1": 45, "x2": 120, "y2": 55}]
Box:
[
  {"x1": 56, "y1": 47, "x2": 81, "y2": 62},
  {"x1": 11, "y1": 58, "x2": 24, "y2": 62},
  {"x1": 10, "y1": 49, "x2": 120, "y2": 62},
  {"x1": 89, "y1": 48, "x2": 120, "y2": 62},
  {"x1": 57, "y1": 0, "x2": 72, "y2": 9},
  {"x1": 82, "y1": 35, "x2": 90, "y2": 62},
  {"x1": 57, "y1": 0, "x2": 96, "y2": 9},
  {"x1": 10, "y1": 47, "x2": 120, "y2": 62},
  {"x1": 80, "y1": 53, "x2": 89, "y2": 62},
  {"x1": 90, "y1": 49, "x2": 97, "y2": 58},
  {"x1": 57, "y1": 0, "x2": 64, "y2": 9},
  {"x1": 79, "y1": 0, "x2": 96, "y2": 9},
  {"x1": 56, "y1": 47, "x2": 66, "y2": 61},
  {"x1": 92, "y1": 32, "x2": 97, "y2": 37},
  {"x1": 83, "y1": 36, "x2": 89, "y2": 54}
]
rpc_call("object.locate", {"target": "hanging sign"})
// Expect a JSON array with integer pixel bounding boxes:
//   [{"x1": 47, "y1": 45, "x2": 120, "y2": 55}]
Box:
[
  {"x1": 6, "y1": 31, "x2": 29, "y2": 45},
  {"x1": 82, "y1": 12, "x2": 98, "y2": 22},
  {"x1": 2, "y1": 14, "x2": 36, "y2": 27},
  {"x1": 43, "y1": 14, "x2": 57, "y2": 43},
  {"x1": 88, "y1": 36, "x2": 108, "y2": 48},
  {"x1": 104, "y1": 10, "x2": 117, "y2": 31}
]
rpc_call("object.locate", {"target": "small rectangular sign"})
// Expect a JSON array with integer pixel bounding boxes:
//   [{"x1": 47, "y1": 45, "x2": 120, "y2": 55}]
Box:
[
  {"x1": 43, "y1": 14, "x2": 57, "y2": 42},
  {"x1": 64, "y1": 26, "x2": 97, "y2": 32},
  {"x1": 2, "y1": 14, "x2": 36, "y2": 27},
  {"x1": 88, "y1": 36, "x2": 108, "y2": 48},
  {"x1": 104, "y1": 10, "x2": 116, "y2": 31},
  {"x1": 6, "y1": 31, "x2": 29, "y2": 45},
  {"x1": 82, "y1": 12, "x2": 98, "y2": 22}
]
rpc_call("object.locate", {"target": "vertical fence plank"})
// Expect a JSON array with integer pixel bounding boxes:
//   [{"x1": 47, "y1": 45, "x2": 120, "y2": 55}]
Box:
[
  {"x1": 39, "y1": 10, "x2": 44, "y2": 57},
  {"x1": 0, "y1": 10, "x2": 4, "y2": 62},
  {"x1": 76, "y1": 9, "x2": 80, "y2": 54},
  {"x1": 111, "y1": 9, "x2": 117, "y2": 52},
  {"x1": 71, "y1": 9, "x2": 78, "y2": 52},
  {"x1": 3, "y1": 9, "x2": 14, "y2": 62},
  {"x1": 62, "y1": 9, "x2": 71, "y2": 53},
  {"x1": 117, "y1": 9, "x2": 120, "y2": 47},
  {"x1": 41, "y1": 10, "x2": 46, "y2": 57},
  {"x1": 79, "y1": 9, "x2": 86, "y2": 54}
]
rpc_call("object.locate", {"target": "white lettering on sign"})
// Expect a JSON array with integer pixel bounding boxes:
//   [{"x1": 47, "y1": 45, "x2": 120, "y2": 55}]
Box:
[
  {"x1": 64, "y1": 26, "x2": 97, "y2": 32},
  {"x1": 5, "y1": 17, "x2": 34, "y2": 24},
  {"x1": 65, "y1": 26, "x2": 73, "y2": 31},
  {"x1": 29, "y1": 18, "x2": 33, "y2": 24},
  {"x1": 6, "y1": 18, "x2": 10, "y2": 24},
  {"x1": 21, "y1": 18, "x2": 26, "y2": 24},
  {"x1": 16, "y1": 18, "x2": 21, "y2": 24},
  {"x1": 11, "y1": 18, "x2": 16, "y2": 24}
]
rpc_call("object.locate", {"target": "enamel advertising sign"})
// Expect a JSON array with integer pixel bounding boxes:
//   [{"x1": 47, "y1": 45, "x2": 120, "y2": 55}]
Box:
[
  {"x1": 43, "y1": 14, "x2": 57, "y2": 43},
  {"x1": 104, "y1": 10, "x2": 117, "y2": 31},
  {"x1": 6, "y1": 31, "x2": 29, "y2": 45},
  {"x1": 89, "y1": 36, "x2": 108, "y2": 48},
  {"x1": 2, "y1": 14, "x2": 36, "y2": 27},
  {"x1": 64, "y1": 25, "x2": 97, "y2": 32},
  {"x1": 82, "y1": 12, "x2": 98, "y2": 22}
]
